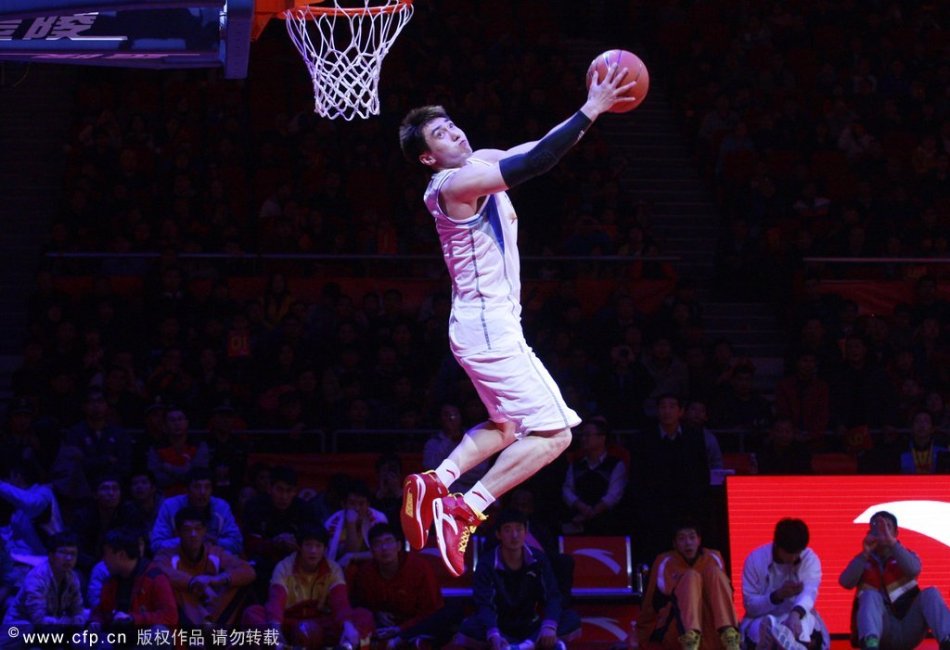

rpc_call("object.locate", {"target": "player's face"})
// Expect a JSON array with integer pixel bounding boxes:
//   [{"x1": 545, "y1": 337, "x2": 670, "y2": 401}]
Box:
[
  {"x1": 421, "y1": 117, "x2": 472, "y2": 169},
  {"x1": 673, "y1": 529, "x2": 700, "y2": 561}
]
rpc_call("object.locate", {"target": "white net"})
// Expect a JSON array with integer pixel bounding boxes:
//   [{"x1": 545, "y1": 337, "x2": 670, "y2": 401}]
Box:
[{"x1": 285, "y1": 0, "x2": 413, "y2": 120}]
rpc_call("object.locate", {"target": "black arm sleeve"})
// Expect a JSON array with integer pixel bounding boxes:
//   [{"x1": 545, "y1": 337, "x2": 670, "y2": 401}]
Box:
[{"x1": 498, "y1": 111, "x2": 592, "y2": 188}]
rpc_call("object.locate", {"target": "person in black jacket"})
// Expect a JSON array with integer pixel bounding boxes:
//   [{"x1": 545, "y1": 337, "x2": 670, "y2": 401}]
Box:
[
  {"x1": 453, "y1": 509, "x2": 580, "y2": 650},
  {"x1": 628, "y1": 393, "x2": 711, "y2": 563}
]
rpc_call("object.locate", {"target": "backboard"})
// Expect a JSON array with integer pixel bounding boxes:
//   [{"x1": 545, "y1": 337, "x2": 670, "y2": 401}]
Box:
[{"x1": 0, "y1": 0, "x2": 252, "y2": 78}]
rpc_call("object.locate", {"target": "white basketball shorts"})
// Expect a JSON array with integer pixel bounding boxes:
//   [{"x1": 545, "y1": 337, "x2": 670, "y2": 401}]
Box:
[{"x1": 454, "y1": 340, "x2": 581, "y2": 437}]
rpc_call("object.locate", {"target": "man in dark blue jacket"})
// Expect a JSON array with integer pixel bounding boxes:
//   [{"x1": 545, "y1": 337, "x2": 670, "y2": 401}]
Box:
[{"x1": 453, "y1": 509, "x2": 580, "y2": 650}]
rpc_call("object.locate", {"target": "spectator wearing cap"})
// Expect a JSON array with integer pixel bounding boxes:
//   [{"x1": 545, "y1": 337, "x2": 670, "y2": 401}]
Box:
[
  {"x1": 561, "y1": 416, "x2": 627, "y2": 535},
  {"x1": 59, "y1": 387, "x2": 132, "y2": 488},
  {"x1": 69, "y1": 472, "x2": 141, "y2": 573},
  {"x1": 2, "y1": 531, "x2": 86, "y2": 643},
  {"x1": 151, "y1": 468, "x2": 242, "y2": 555},
  {"x1": 153, "y1": 506, "x2": 255, "y2": 629},
  {"x1": 453, "y1": 509, "x2": 580, "y2": 650},
  {"x1": 1, "y1": 397, "x2": 47, "y2": 481},
  {"x1": 350, "y1": 523, "x2": 447, "y2": 649},
  {"x1": 147, "y1": 406, "x2": 209, "y2": 495},
  {"x1": 243, "y1": 466, "x2": 317, "y2": 600},
  {"x1": 242, "y1": 523, "x2": 374, "y2": 649}
]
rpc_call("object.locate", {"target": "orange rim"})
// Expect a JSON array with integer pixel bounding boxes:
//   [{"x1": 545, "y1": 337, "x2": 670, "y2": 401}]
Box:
[{"x1": 281, "y1": 0, "x2": 412, "y2": 19}]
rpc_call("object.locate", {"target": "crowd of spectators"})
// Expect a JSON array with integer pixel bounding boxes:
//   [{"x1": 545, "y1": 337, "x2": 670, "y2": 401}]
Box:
[{"x1": 1, "y1": 0, "x2": 950, "y2": 645}]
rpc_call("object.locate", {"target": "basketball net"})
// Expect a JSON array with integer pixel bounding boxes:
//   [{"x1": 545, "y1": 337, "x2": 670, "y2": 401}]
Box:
[{"x1": 284, "y1": 0, "x2": 413, "y2": 120}]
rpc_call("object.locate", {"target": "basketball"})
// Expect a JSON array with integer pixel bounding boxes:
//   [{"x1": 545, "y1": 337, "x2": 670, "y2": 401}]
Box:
[{"x1": 586, "y1": 49, "x2": 650, "y2": 113}]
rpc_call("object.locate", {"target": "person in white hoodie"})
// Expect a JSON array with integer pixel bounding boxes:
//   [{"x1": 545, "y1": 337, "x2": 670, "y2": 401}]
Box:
[{"x1": 739, "y1": 518, "x2": 829, "y2": 650}]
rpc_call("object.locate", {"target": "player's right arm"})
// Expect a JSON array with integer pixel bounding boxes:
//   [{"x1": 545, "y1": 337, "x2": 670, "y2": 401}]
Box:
[{"x1": 441, "y1": 63, "x2": 635, "y2": 209}]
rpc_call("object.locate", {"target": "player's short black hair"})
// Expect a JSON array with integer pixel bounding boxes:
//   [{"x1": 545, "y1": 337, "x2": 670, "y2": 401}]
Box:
[
  {"x1": 773, "y1": 518, "x2": 809, "y2": 554},
  {"x1": 399, "y1": 105, "x2": 449, "y2": 164}
]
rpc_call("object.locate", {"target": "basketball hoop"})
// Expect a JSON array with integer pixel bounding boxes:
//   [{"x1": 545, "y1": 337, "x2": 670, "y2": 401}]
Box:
[{"x1": 283, "y1": 0, "x2": 413, "y2": 120}]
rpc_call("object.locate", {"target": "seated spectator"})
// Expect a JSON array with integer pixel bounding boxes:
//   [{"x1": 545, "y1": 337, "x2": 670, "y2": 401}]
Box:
[
  {"x1": 561, "y1": 416, "x2": 627, "y2": 535},
  {"x1": 637, "y1": 520, "x2": 741, "y2": 650},
  {"x1": 423, "y1": 403, "x2": 490, "y2": 493},
  {"x1": 147, "y1": 406, "x2": 209, "y2": 495},
  {"x1": 757, "y1": 418, "x2": 813, "y2": 476},
  {"x1": 453, "y1": 509, "x2": 580, "y2": 649},
  {"x1": 900, "y1": 410, "x2": 948, "y2": 474},
  {"x1": 709, "y1": 361, "x2": 772, "y2": 431},
  {"x1": 372, "y1": 453, "x2": 403, "y2": 526},
  {"x1": 350, "y1": 523, "x2": 448, "y2": 648},
  {"x1": 683, "y1": 400, "x2": 724, "y2": 470},
  {"x1": 243, "y1": 466, "x2": 316, "y2": 599},
  {"x1": 60, "y1": 387, "x2": 132, "y2": 489},
  {"x1": 70, "y1": 472, "x2": 140, "y2": 573},
  {"x1": 739, "y1": 518, "x2": 829, "y2": 649},
  {"x1": 838, "y1": 510, "x2": 950, "y2": 650},
  {"x1": 2, "y1": 531, "x2": 86, "y2": 641},
  {"x1": 325, "y1": 480, "x2": 387, "y2": 570},
  {"x1": 774, "y1": 352, "x2": 831, "y2": 449},
  {"x1": 0, "y1": 463, "x2": 64, "y2": 562},
  {"x1": 154, "y1": 506, "x2": 255, "y2": 629},
  {"x1": 91, "y1": 527, "x2": 178, "y2": 632},
  {"x1": 151, "y1": 468, "x2": 242, "y2": 555},
  {"x1": 205, "y1": 401, "x2": 248, "y2": 490},
  {"x1": 830, "y1": 336, "x2": 899, "y2": 449},
  {"x1": 127, "y1": 468, "x2": 163, "y2": 529},
  {"x1": 242, "y1": 523, "x2": 373, "y2": 649}
]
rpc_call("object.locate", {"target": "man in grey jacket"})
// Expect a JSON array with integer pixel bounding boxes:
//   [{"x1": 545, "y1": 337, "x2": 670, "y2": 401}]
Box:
[
  {"x1": 839, "y1": 510, "x2": 950, "y2": 650},
  {"x1": 2, "y1": 531, "x2": 86, "y2": 647}
]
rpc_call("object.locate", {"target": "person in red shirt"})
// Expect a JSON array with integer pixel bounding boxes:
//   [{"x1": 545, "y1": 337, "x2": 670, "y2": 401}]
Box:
[
  {"x1": 242, "y1": 523, "x2": 373, "y2": 649},
  {"x1": 351, "y1": 523, "x2": 449, "y2": 648},
  {"x1": 91, "y1": 527, "x2": 178, "y2": 632}
]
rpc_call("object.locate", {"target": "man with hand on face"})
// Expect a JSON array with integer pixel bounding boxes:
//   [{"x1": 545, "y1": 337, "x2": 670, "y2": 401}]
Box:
[
  {"x1": 740, "y1": 518, "x2": 829, "y2": 650},
  {"x1": 325, "y1": 481, "x2": 388, "y2": 570},
  {"x1": 636, "y1": 520, "x2": 741, "y2": 650},
  {"x1": 838, "y1": 510, "x2": 950, "y2": 650}
]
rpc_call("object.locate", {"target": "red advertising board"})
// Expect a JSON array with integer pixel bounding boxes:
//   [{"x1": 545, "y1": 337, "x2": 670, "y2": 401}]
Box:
[{"x1": 727, "y1": 476, "x2": 950, "y2": 635}]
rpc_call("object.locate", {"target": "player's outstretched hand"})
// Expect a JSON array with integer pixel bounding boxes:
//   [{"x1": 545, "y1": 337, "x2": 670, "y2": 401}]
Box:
[{"x1": 584, "y1": 63, "x2": 638, "y2": 117}]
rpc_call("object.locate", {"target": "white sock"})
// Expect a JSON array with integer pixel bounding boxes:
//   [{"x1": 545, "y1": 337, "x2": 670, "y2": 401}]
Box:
[
  {"x1": 434, "y1": 460, "x2": 460, "y2": 489},
  {"x1": 463, "y1": 481, "x2": 496, "y2": 514}
]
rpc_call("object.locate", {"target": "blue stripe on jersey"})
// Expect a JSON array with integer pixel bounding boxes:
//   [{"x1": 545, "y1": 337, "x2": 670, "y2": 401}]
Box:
[{"x1": 485, "y1": 195, "x2": 505, "y2": 253}]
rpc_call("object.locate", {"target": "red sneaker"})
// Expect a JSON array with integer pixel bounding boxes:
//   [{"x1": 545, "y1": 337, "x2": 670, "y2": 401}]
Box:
[
  {"x1": 401, "y1": 471, "x2": 448, "y2": 550},
  {"x1": 432, "y1": 494, "x2": 486, "y2": 577}
]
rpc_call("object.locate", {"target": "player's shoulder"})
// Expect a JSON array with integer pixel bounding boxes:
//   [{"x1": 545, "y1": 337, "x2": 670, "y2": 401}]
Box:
[{"x1": 469, "y1": 148, "x2": 506, "y2": 163}]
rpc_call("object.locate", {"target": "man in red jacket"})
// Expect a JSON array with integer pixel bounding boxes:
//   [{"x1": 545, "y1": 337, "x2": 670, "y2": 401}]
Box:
[
  {"x1": 351, "y1": 523, "x2": 449, "y2": 648},
  {"x1": 91, "y1": 527, "x2": 178, "y2": 632}
]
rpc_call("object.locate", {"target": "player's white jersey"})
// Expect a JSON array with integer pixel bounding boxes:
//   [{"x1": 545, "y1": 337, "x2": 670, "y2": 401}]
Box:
[{"x1": 425, "y1": 157, "x2": 523, "y2": 354}]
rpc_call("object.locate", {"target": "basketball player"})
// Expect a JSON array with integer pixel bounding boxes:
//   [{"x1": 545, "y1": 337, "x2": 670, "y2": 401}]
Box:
[{"x1": 397, "y1": 63, "x2": 636, "y2": 577}]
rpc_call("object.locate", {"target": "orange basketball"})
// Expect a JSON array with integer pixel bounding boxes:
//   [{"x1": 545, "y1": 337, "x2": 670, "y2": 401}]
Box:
[{"x1": 586, "y1": 49, "x2": 650, "y2": 113}]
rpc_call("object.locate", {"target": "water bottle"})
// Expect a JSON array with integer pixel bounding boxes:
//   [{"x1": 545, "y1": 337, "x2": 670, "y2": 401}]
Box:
[{"x1": 627, "y1": 620, "x2": 640, "y2": 649}]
